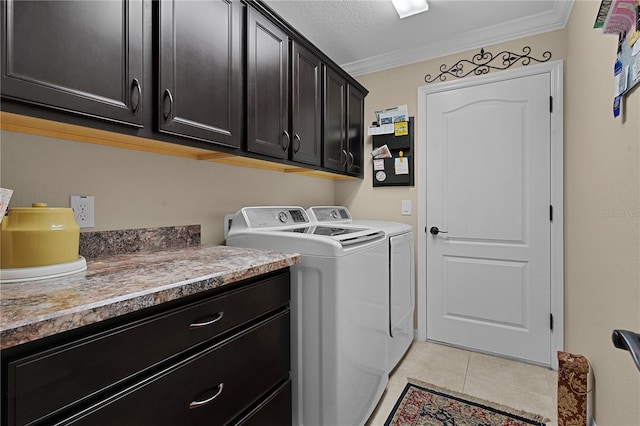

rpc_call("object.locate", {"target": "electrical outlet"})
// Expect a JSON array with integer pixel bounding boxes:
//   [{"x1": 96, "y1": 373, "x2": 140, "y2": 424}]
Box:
[{"x1": 70, "y1": 195, "x2": 95, "y2": 228}]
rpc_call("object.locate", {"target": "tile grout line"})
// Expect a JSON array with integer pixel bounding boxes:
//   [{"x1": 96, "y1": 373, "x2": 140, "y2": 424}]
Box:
[{"x1": 462, "y1": 351, "x2": 471, "y2": 392}]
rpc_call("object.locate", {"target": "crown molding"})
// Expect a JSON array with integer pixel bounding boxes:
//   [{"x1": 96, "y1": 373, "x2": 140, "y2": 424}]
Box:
[{"x1": 343, "y1": 0, "x2": 574, "y2": 76}]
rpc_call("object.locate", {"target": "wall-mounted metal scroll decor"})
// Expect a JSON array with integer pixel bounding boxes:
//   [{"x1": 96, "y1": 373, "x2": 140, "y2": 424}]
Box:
[{"x1": 424, "y1": 46, "x2": 552, "y2": 84}]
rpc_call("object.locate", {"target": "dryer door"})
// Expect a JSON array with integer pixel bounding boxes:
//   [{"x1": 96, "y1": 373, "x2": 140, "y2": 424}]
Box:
[{"x1": 390, "y1": 232, "x2": 414, "y2": 339}]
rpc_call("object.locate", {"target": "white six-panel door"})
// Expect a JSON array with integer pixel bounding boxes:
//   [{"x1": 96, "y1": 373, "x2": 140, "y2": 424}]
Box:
[{"x1": 425, "y1": 72, "x2": 552, "y2": 365}]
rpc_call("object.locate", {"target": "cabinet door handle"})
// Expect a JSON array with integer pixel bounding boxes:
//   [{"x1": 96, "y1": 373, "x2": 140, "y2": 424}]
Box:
[
  {"x1": 293, "y1": 133, "x2": 301, "y2": 153},
  {"x1": 130, "y1": 78, "x2": 141, "y2": 113},
  {"x1": 189, "y1": 311, "x2": 224, "y2": 329},
  {"x1": 162, "y1": 89, "x2": 173, "y2": 121},
  {"x1": 189, "y1": 383, "x2": 224, "y2": 409},
  {"x1": 347, "y1": 152, "x2": 355, "y2": 168},
  {"x1": 341, "y1": 149, "x2": 348, "y2": 167},
  {"x1": 282, "y1": 130, "x2": 291, "y2": 151}
]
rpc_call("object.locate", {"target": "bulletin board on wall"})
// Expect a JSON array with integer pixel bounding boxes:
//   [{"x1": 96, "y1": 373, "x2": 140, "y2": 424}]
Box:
[
  {"x1": 371, "y1": 117, "x2": 414, "y2": 187},
  {"x1": 594, "y1": 0, "x2": 640, "y2": 117}
]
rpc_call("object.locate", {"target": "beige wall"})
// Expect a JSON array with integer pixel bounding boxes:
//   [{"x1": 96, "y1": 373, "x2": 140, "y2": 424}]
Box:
[
  {"x1": 1, "y1": 1, "x2": 639, "y2": 423},
  {"x1": 564, "y1": 1, "x2": 640, "y2": 425},
  {"x1": 337, "y1": 1, "x2": 640, "y2": 425},
  {"x1": 0, "y1": 132, "x2": 336, "y2": 245}
]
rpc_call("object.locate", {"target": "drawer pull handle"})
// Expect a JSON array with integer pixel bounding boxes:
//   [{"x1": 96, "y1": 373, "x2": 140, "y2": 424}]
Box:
[
  {"x1": 189, "y1": 312, "x2": 224, "y2": 329},
  {"x1": 189, "y1": 383, "x2": 224, "y2": 409}
]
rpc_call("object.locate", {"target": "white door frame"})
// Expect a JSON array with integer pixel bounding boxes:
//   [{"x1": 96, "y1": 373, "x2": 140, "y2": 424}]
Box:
[{"x1": 417, "y1": 60, "x2": 564, "y2": 370}]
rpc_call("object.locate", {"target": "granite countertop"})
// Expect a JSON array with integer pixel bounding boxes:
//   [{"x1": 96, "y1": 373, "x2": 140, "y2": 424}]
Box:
[{"x1": 0, "y1": 245, "x2": 300, "y2": 350}]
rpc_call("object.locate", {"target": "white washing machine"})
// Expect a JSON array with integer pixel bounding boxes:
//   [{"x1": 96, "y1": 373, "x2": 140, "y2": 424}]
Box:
[
  {"x1": 307, "y1": 206, "x2": 415, "y2": 372},
  {"x1": 225, "y1": 207, "x2": 389, "y2": 426}
]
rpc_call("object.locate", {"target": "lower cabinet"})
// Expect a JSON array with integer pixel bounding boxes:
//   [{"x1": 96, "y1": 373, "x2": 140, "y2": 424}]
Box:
[
  {"x1": 62, "y1": 313, "x2": 290, "y2": 425},
  {"x1": 2, "y1": 270, "x2": 291, "y2": 426},
  {"x1": 235, "y1": 380, "x2": 292, "y2": 426}
]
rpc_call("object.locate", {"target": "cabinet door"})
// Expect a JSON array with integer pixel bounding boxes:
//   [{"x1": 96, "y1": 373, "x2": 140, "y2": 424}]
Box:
[
  {"x1": 291, "y1": 42, "x2": 321, "y2": 166},
  {"x1": 322, "y1": 66, "x2": 347, "y2": 172},
  {"x1": 158, "y1": 0, "x2": 242, "y2": 148},
  {"x1": 346, "y1": 85, "x2": 365, "y2": 176},
  {"x1": 247, "y1": 8, "x2": 289, "y2": 159},
  {"x1": 1, "y1": 0, "x2": 143, "y2": 126}
]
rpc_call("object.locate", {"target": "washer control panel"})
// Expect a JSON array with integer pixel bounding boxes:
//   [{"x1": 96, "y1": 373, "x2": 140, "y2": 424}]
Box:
[{"x1": 242, "y1": 207, "x2": 309, "y2": 228}]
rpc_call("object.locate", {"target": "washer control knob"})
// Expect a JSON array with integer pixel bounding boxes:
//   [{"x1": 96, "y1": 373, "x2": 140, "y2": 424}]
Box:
[{"x1": 278, "y1": 211, "x2": 288, "y2": 223}]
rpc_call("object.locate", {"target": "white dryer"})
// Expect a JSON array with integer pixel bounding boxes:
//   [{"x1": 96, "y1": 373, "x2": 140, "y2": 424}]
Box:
[
  {"x1": 226, "y1": 207, "x2": 388, "y2": 426},
  {"x1": 307, "y1": 206, "x2": 415, "y2": 372}
]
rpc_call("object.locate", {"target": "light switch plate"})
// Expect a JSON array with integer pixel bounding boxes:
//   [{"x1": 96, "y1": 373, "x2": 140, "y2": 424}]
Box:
[{"x1": 401, "y1": 199, "x2": 411, "y2": 216}]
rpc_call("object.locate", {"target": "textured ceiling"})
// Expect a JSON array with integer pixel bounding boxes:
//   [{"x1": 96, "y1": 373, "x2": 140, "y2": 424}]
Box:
[{"x1": 263, "y1": 0, "x2": 574, "y2": 75}]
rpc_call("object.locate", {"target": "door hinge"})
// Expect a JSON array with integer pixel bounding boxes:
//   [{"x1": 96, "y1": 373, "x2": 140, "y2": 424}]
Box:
[
  {"x1": 550, "y1": 96, "x2": 553, "y2": 113},
  {"x1": 550, "y1": 205, "x2": 553, "y2": 222},
  {"x1": 550, "y1": 313, "x2": 554, "y2": 331}
]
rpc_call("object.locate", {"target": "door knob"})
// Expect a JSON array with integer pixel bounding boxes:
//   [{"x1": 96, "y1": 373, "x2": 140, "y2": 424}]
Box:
[{"x1": 429, "y1": 226, "x2": 448, "y2": 235}]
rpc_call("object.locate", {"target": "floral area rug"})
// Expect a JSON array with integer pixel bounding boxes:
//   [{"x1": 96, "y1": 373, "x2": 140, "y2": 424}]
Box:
[{"x1": 385, "y1": 378, "x2": 547, "y2": 426}]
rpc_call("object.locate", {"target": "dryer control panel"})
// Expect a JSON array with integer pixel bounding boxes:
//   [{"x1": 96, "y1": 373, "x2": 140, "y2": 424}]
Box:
[{"x1": 307, "y1": 206, "x2": 352, "y2": 223}]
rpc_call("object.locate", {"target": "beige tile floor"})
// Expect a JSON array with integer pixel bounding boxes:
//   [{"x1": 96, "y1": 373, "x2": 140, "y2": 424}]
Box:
[{"x1": 367, "y1": 340, "x2": 558, "y2": 426}]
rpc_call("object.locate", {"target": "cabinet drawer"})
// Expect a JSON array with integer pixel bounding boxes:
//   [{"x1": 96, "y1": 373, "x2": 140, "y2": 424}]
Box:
[
  {"x1": 8, "y1": 272, "x2": 289, "y2": 426},
  {"x1": 62, "y1": 312, "x2": 290, "y2": 425},
  {"x1": 234, "y1": 380, "x2": 292, "y2": 426}
]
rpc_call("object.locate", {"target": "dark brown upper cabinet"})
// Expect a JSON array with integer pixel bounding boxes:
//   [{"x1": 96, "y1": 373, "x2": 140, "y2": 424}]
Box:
[
  {"x1": 246, "y1": 7, "x2": 290, "y2": 159},
  {"x1": 347, "y1": 84, "x2": 365, "y2": 177},
  {"x1": 323, "y1": 66, "x2": 365, "y2": 177},
  {"x1": 1, "y1": 0, "x2": 143, "y2": 127},
  {"x1": 291, "y1": 42, "x2": 322, "y2": 167},
  {"x1": 246, "y1": 23, "x2": 322, "y2": 167},
  {"x1": 323, "y1": 67, "x2": 347, "y2": 173},
  {"x1": 0, "y1": 0, "x2": 367, "y2": 178},
  {"x1": 158, "y1": 0, "x2": 242, "y2": 148}
]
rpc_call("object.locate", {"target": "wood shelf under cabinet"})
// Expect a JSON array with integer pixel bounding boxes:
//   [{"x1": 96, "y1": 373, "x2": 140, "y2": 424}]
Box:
[{"x1": 0, "y1": 112, "x2": 354, "y2": 181}]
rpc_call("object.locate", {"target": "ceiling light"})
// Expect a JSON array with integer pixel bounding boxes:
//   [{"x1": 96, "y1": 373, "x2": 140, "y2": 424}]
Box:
[{"x1": 391, "y1": 0, "x2": 429, "y2": 19}]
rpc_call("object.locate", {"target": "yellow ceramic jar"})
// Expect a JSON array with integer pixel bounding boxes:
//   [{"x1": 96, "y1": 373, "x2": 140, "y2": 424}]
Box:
[{"x1": 1, "y1": 203, "x2": 80, "y2": 269}]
